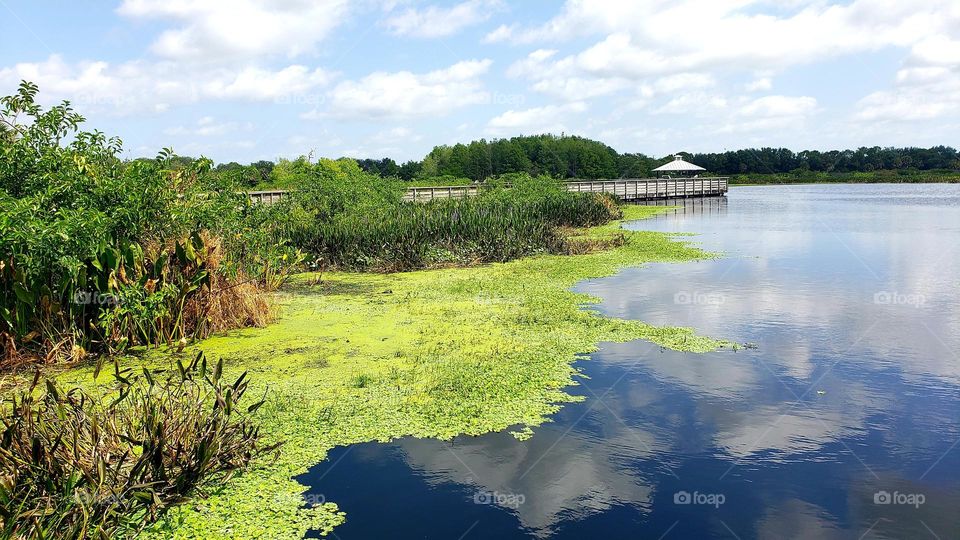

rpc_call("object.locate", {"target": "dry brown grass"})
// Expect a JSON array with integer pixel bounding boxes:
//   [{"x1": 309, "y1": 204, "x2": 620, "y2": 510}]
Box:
[
  {"x1": 182, "y1": 275, "x2": 275, "y2": 340},
  {"x1": 180, "y1": 233, "x2": 276, "y2": 339},
  {"x1": 555, "y1": 227, "x2": 627, "y2": 255}
]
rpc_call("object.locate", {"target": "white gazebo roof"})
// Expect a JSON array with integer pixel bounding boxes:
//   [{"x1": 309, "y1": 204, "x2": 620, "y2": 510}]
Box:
[{"x1": 653, "y1": 154, "x2": 706, "y2": 172}]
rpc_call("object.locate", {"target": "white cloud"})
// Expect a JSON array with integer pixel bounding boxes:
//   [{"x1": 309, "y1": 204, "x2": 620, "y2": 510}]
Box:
[
  {"x1": 655, "y1": 92, "x2": 728, "y2": 115},
  {"x1": 854, "y1": 34, "x2": 960, "y2": 123},
  {"x1": 531, "y1": 77, "x2": 631, "y2": 101},
  {"x1": 117, "y1": 0, "x2": 351, "y2": 60},
  {"x1": 486, "y1": 102, "x2": 588, "y2": 136},
  {"x1": 650, "y1": 73, "x2": 715, "y2": 94},
  {"x1": 501, "y1": 0, "x2": 959, "y2": 61},
  {"x1": 164, "y1": 116, "x2": 254, "y2": 137},
  {"x1": 746, "y1": 77, "x2": 773, "y2": 92},
  {"x1": 714, "y1": 95, "x2": 819, "y2": 133},
  {"x1": 324, "y1": 59, "x2": 493, "y2": 120},
  {"x1": 503, "y1": 0, "x2": 960, "y2": 109},
  {"x1": 372, "y1": 126, "x2": 423, "y2": 144},
  {"x1": 738, "y1": 95, "x2": 817, "y2": 117},
  {"x1": 856, "y1": 76, "x2": 960, "y2": 122},
  {"x1": 200, "y1": 65, "x2": 332, "y2": 100},
  {"x1": 383, "y1": 0, "x2": 503, "y2": 39},
  {"x1": 482, "y1": 23, "x2": 515, "y2": 43},
  {"x1": 0, "y1": 55, "x2": 334, "y2": 115},
  {"x1": 909, "y1": 36, "x2": 960, "y2": 66}
]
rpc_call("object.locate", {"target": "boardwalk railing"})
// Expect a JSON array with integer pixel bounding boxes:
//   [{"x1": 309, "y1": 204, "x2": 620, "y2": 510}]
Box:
[
  {"x1": 247, "y1": 190, "x2": 289, "y2": 205},
  {"x1": 248, "y1": 177, "x2": 728, "y2": 205},
  {"x1": 564, "y1": 177, "x2": 728, "y2": 201}
]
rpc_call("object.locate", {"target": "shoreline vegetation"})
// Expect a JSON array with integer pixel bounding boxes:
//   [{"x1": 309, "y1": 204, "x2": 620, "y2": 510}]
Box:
[
  {"x1": 1, "y1": 82, "x2": 726, "y2": 537},
  {"x1": 728, "y1": 171, "x2": 960, "y2": 185}
]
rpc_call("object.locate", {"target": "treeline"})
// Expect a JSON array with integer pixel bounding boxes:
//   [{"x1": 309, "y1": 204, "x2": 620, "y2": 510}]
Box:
[
  {"x1": 356, "y1": 136, "x2": 960, "y2": 182},
  {"x1": 688, "y1": 146, "x2": 960, "y2": 175},
  {"x1": 196, "y1": 136, "x2": 960, "y2": 188}
]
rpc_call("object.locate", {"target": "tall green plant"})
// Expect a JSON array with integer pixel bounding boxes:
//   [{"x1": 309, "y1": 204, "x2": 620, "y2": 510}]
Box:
[{"x1": 0, "y1": 353, "x2": 277, "y2": 539}]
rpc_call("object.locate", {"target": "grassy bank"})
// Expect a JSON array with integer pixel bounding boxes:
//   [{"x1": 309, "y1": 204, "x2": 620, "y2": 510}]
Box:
[
  {"x1": 51, "y1": 205, "x2": 726, "y2": 538},
  {"x1": 728, "y1": 170, "x2": 960, "y2": 185}
]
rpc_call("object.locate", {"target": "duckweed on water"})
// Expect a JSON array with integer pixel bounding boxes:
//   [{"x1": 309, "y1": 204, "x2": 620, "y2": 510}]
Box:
[{"x1": 55, "y1": 205, "x2": 726, "y2": 538}]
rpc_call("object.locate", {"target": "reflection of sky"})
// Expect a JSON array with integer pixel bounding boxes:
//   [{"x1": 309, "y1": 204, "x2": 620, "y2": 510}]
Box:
[{"x1": 303, "y1": 185, "x2": 960, "y2": 539}]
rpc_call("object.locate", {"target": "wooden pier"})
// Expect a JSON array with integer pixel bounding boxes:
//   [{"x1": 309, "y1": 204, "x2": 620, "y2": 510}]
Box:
[
  {"x1": 564, "y1": 178, "x2": 728, "y2": 201},
  {"x1": 248, "y1": 177, "x2": 728, "y2": 205}
]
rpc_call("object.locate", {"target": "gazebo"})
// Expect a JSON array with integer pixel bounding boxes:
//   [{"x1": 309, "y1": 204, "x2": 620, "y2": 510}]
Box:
[{"x1": 653, "y1": 154, "x2": 706, "y2": 178}]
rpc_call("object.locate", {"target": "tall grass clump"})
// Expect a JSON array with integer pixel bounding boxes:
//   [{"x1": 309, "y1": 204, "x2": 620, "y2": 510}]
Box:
[
  {"x1": 0, "y1": 353, "x2": 276, "y2": 538},
  {"x1": 272, "y1": 170, "x2": 621, "y2": 271}
]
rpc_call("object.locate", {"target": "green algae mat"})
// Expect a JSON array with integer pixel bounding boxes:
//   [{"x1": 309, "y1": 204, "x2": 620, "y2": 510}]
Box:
[{"x1": 57, "y1": 206, "x2": 726, "y2": 538}]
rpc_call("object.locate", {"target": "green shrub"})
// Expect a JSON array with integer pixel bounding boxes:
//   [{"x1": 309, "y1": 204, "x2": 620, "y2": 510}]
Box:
[{"x1": 0, "y1": 82, "x2": 289, "y2": 363}]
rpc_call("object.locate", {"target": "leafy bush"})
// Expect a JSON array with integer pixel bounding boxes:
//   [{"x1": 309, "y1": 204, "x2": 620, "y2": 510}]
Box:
[
  {"x1": 0, "y1": 353, "x2": 277, "y2": 538},
  {"x1": 0, "y1": 82, "x2": 288, "y2": 364}
]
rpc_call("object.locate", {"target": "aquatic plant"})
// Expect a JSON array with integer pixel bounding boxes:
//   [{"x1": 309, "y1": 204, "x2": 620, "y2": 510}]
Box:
[{"x1": 0, "y1": 352, "x2": 276, "y2": 538}]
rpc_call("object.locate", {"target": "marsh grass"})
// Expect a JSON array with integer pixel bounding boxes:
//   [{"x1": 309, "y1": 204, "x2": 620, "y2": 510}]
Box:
[{"x1": 278, "y1": 174, "x2": 622, "y2": 272}]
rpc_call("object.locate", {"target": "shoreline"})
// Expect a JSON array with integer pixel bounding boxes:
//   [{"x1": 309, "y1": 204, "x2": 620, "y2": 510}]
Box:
[
  {"x1": 729, "y1": 179, "x2": 960, "y2": 186},
  {"x1": 54, "y1": 205, "x2": 727, "y2": 538}
]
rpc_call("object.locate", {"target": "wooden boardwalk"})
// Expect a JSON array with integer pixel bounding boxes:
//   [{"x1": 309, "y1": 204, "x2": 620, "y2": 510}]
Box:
[{"x1": 248, "y1": 177, "x2": 728, "y2": 205}]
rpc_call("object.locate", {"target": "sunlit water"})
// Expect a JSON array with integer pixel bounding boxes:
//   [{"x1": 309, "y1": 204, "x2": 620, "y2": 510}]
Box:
[{"x1": 301, "y1": 184, "x2": 960, "y2": 539}]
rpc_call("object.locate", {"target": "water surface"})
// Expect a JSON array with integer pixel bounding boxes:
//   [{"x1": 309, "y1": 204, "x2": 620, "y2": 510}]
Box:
[{"x1": 301, "y1": 184, "x2": 960, "y2": 539}]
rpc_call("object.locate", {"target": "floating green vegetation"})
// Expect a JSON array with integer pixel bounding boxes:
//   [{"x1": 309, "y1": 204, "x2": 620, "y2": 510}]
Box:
[{"x1": 54, "y1": 205, "x2": 724, "y2": 538}]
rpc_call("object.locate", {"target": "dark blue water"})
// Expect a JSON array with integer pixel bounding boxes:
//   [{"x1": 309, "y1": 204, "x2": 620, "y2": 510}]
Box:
[{"x1": 301, "y1": 184, "x2": 960, "y2": 539}]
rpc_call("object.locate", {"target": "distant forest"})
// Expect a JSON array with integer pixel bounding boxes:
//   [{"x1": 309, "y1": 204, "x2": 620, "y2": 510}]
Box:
[
  {"x1": 207, "y1": 134, "x2": 960, "y2": 187},
  {"x1": 356, "y1": 135, "x2": 960, "y2": 181}
]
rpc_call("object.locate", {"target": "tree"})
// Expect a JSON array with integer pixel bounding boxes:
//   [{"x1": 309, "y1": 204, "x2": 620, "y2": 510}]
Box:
[{"x1": 398, "y1": 160, "x2": 422, "y2": 181}]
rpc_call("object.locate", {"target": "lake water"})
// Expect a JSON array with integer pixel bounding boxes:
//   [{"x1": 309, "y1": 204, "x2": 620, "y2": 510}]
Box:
[{"x1": 300, "y1": 184, "x2": 960, "y2": 539}]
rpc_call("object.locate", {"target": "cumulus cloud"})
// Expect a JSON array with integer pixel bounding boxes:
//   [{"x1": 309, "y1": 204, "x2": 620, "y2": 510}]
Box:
[
  {"x1": 714, "y1": 95, "x2": 819, "y2": 133},
  {"x1": 383, "y1": 0, "x2": 504, "y2": 38},
  {"x1": 499, "y1": 0, "x2": 960, "y2": 135},
  {"x1": 486, "y1": 101, "x2": 588, "y2": 136},
  {"x1": 482, "y1": 23, "x2": 516, "y2": 43},
  {"x1": 324, "y1": 59, "x2": 493, "y2": 120},
  {"x1": 739, "y1": 95, "x2": 817, "y2": 117},
  {"x1": 0, "y1": 55, "x2": 334, "y2": 115},
  {"x1": 504, "y1": 1, "x2": 960, "y2": 102},
  {"x1": 855, "y1": 36, "x2": 960, "y2": 122},
  {"x1": 164, "y1": 116, "x2": 254, "y2": 137},
  {"x1": 746, "y1": 77, "x2": 773, "y2": 92},
  {"x1": 498, "y1": 0, "x2": 958, "y2": 62},
  {"x1": 655, "y1": 93, "x2": 728, "y2": 115},
  {"x1": 117, "y1": 0, "x2": 351, "y2": 60}
]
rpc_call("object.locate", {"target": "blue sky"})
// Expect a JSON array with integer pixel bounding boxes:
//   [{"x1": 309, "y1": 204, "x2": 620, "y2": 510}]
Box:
[{"x1": 1, "y1": 0, "x2": 958, "y2": 164}]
